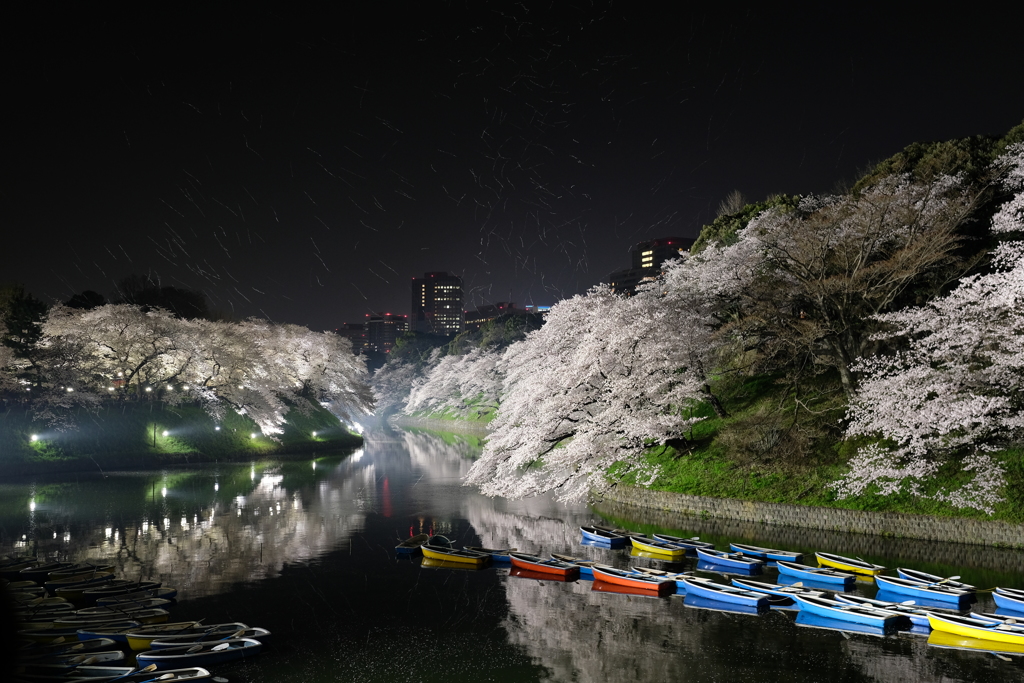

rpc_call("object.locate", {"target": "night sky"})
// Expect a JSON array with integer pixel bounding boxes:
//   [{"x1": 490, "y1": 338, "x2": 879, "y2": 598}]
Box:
[{"x1": 4, "y1": 4, "x2": 1022, "y2": 331}]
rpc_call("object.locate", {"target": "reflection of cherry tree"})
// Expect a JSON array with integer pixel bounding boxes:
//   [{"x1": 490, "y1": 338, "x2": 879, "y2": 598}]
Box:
[{"x1": 835, "y1": 145, "x2": 1024, "y2": 513}]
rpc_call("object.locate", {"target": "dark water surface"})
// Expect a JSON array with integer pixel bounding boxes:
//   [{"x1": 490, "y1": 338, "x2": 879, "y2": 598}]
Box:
[{"x1": 2, "y1": 426, "x2": 1022, "y2": 682}]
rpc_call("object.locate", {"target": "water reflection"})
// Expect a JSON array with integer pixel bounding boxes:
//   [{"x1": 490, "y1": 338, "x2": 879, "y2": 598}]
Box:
[{"x1": 0, "y1": 427, "x2": 1020, "y2": 682}]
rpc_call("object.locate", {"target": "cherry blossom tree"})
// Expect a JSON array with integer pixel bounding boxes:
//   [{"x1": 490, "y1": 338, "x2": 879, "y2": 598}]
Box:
[
  {"x1": 834, "y1": 144, "x2": 1024, "y2": 513},
  {"x1": 465, "y1": 282, "x2": 716, "y2": 502},
  {"x1": 405, "y1": 347, "x2": 503, "y2": 418}
]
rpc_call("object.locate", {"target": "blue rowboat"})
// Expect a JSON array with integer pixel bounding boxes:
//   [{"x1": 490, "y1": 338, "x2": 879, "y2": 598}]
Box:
[
  {"x1": 792, "y1": 594, "x2": 906, "y2": 629},
  {"x1": 695, "y1": 548, "x2": 764, "y2": 572},
  {"x1": 580, "y1": 526, "x2": 627, "y2": 548},
  {"x1": 550, "y1": 553, "x2": 597, "y2": 578},
  {"x1": 728, "y1": 543, "x2": 803, "y2": 563},
  {"x1": 833, "y1": 593, "x2": 960, "y2": 628},
  {"x1": 681, "y1": 577, "x2": 769, "y2": 608},
  {"x1": 83, "y1": 666, "x2": 213, "y2": 682},
  {"x1": 776, "y1": 560, "x2": 856, "y2": 587},
  {"x1": 874, "y1": 575, "x2": 974, "y2": 606},
  {"x1": 593, "y1": 525, "x2": 647, "y2": 540},
  {"x1": 795, "y1": 610, "x2": 890, "y2": 637},
  {"x1": 729, "y1": 578, "x2": 825, "y2": 602},
  {"x1": 395, "y1": 533, "x2": 429, "y2": 555},
  {"x1": 651, "y1": 534, "x2": 714, "y2": 553},
  {"x1": 896, "y1": 568, "x2": 974, "y2": 591},
  {"x1": 18, "y1": 637, "x2": 119, "y2": 660},
  {"x1": 684, "y1": 594, "x2": 765, "y2": 616},
  {"x1": 137, "y1": 637, "x2": 262, "y2": 670},
  {"x1": 993, "y1": 587, "x2": 1024, "y2": 612}
]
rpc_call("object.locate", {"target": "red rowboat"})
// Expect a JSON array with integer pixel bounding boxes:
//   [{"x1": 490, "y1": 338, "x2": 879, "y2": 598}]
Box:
[
  {"x1": 508, "y1": 552, "x2": 580, "y2": 579},
  {"x1": 509, "y1": 566, "x2": 576, "y2": 583}
]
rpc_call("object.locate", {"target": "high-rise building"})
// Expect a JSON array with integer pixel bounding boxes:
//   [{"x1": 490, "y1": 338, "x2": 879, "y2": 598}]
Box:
[
  {"x1": 365, "y1": 313, "x2": 408, "y2": 353},
  {"x1": 608, "y1": 236, "x2": 695, "y2": 295},
  {"x1": 411, "y1": 272, "x2": 464, "y2": 336},
  {"x1": 334, "y1": 323, "x2": 368, "y2": 353}
]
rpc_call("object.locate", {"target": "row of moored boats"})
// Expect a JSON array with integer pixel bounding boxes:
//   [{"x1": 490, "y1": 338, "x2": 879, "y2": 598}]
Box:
[
  {"x1": 396, "y1": 526, "x2": 1024, "y2": 651},
  {"x1": 2, "y1": 556, "x2": 271, "y2": 682}
]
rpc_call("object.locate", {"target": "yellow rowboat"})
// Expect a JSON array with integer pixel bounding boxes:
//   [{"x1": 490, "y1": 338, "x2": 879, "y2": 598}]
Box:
[
  {"x1": 628, "y1": 537, "x2": 688, "y2": 560},
  {"x1": 420, "y1": 544, "x2": 490, "y2": 568},
  {"x1": 420, "y1": 556, "x2": 488, "y2": 571},
  {"x1": 123, "y1": 621, "x2": 213, "y2": 651},
  {"x1": 928, "y1": 613, "x2": 1024, "y2": 646},
  {"x1": 928, "y1": 628, "x2": 1024, "y2": 656},
  {"x1": 815, "y1": 552, "x2": 885, "y2": 576}
]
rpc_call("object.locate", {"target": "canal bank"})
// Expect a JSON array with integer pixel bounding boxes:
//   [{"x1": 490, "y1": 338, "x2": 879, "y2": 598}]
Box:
[{"x1": 594, "y1": 484, "x2": 1024, "y2": 549}]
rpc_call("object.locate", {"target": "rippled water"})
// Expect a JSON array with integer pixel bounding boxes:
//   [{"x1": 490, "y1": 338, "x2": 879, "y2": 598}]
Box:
[{"x1": 2, "y1": 426, "x2": 1022, "y2": 682}]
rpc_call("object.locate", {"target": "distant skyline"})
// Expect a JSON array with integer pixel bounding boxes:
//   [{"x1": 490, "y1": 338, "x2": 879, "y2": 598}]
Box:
[{"x1": 4, "y1": 4, "x2": 1022, "y2": 331}]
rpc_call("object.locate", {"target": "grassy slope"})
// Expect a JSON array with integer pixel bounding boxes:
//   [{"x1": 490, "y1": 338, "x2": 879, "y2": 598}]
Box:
[
  {"x1": 615, "y1": 374, "x2": 1024, "y2": 523},
  {"x1": 0, "y1": 400, "x2": 362, "y2": 474}
]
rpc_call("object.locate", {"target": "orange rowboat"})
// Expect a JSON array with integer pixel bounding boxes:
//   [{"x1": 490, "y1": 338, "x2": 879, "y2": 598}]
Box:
[
  {"x1": 508, "y1": 552, "x2": 580, "y2": 579},
  {"x1": 509, "y1": 566, "x2": 576, "y2": 583},
  {"x1": 590, "y1": 565, "x2": 675, "y2": 596}
]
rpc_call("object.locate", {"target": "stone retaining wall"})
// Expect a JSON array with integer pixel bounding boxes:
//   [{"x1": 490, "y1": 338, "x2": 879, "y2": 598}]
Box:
[{"x1": 595, "y1": 485, "x2": 1024, "y2": 549}]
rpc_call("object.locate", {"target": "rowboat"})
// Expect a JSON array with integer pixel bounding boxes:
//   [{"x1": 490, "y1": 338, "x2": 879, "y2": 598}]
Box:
[
  {"x1": 628, "y1": 536, "x2": 688, "y2": 560},
  {"x1": 592, "y1": 580, "x2": 675, "y2": 598},
  {"x1": 19, "y1": 620, "x2": 141, "y2": 643},
  {"x1": 580, "y1": 526, "x2": 627, "y2": 548},
  {"x1": 46, "y1": 563, "x2": 116, "y2": 581},
  {"x1": 834, "y1": 593, "x2": 961, "y2": 628},
  {"x1": 96, "y1": 587, "x2": 178, "y2": 605},
  {"x1": 928, "y1": 628, "x2": 1024, "y2": 656},
  {"x1": 466, "y1": 546, "x2": 516, "y2": 563},
  {"x1": 681, "y1": 576, "x2": 769, "y2": 608},
  {"x1": 695, "y1": 548, "x2": 764, "y2": 572},
  {"x1": 150, "y1": 627, "x2": 272, "y2": 648},
  {"x1": 550, "y1": 553, "x2": 598, "y2": 578},
  {"x1": 993, "y1": 587, "x2": 1024, "y2": 612},
  {"x1": 74, "y1": 666, "x2": 214, "y2": 681},
  {"x1": 728, "y1": 543, "x2": 803, "y2": 563},
  {"x1": 136, "y1": 637, "x2": 263, "y2": 670},
  {"x1": 20, "y1": 648, "x2": 125, "y2": 673},
  {"x1": 729, "y1": 578, "x2": 826, "y2": 601},
  {"x1": 45, "y1": 569, "x2": 118, "y2": 593},
  {"x1": 776, "y1": 560, "x2": 856, "y2": 587},
  {"x1": 17, "y1": 637, "x2": 119, "y2": 660},
  {"x1": 75, "y1": 598, "x2": 174, "y2": 614},
  {"x1": 420, "y1": 557, "x2": 489, "y2": 571},
  {"x1": 509, "y1": 566, "x2": 577, "y2": 583},
  {"x1": 395, "y1": 533, "x2": 429, "y2": 555},
  {"x1": 125, "y1": 622, "x2": 244, "y2": 651},
  {"x1": 19, "y1": 561, "x2": 76, "y2": 582},
  {"x1": 55, "y1": 608, "x2": 171, "y2": 625},
  {"x1": 651, "y1": 534, "x2": 715, "y2": 553},
  {"x1": 509, "y1": 552, "x2": 580, "y2": 579},
  {"x1": 927, "y1": 612, "x2": 1024, "y2": 645},
  {"x1": 80, "y1": 580, "x2": 162, "y2": 602},
  {"x1": 896, "y1": 567, "x2": 975, "y2": 591},
  {"x1": 792, "y1": 594, "x2": 906, "y2": 628},
  {"x1": 593, "y1": 524, "x2": 647, "y2": 539},
  {"x1": 815, "y1": 552, "x2": 884, "y2": 576},
  {"x1": 794, "y1": 610, "x2": 890, "y2": 637},
  {"x1": 874, "y1": 575, "x2": 974, "y2": 605},
  {"x1": 590, "y1": 565, "x2": 675, "y2": 595},
  {"x1": 1, "y1": 561, "x2": 40, "y2": 579},
  {"x1": 420, "y1": 543, "x2": 490, "y2": 568},
  {"x1": 632, "y1": 566, "x2": 692, "y2": 590},
  {"x1": 6, "y1": 579, "x2": 39, "y2": 590}
]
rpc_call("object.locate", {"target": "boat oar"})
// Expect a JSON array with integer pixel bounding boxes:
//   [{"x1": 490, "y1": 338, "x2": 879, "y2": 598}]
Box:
[
  {"x1": 109, "y1": 664, "x2": 158, "y2": 682},
  {"x1": 925, "y1": 575, "x2": 961, "y2": 587}
]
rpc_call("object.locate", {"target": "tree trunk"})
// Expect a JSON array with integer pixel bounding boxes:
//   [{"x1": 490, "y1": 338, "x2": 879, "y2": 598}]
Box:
[{"x1": 701, "y1": 383, "x2": 729, "y2": 418}]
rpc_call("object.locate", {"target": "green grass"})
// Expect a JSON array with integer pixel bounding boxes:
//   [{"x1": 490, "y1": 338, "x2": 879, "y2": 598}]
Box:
[
  {"x1": 609, "y1": 372, "x2": 1024, "y2": 523},
  {"x1": 0, "y1": 400, "x2": 362, "y2": 475}
]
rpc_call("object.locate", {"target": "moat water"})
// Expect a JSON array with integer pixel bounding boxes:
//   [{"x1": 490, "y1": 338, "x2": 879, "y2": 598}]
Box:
[{"x1": 2, "y1": 426, "x2": 1022, "y2": 682}]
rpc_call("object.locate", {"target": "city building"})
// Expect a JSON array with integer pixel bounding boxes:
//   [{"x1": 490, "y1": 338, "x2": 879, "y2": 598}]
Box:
[
  {"x1": 334, "y1": 323, "x2": 368, "y2": 353},
  {"x1": 465, "y1": 302, "x2": 525, "y2": 331},
  {"x1": 411, "y1": 272, "x2": 464, "y2": 336},
  {"x1": 608, "y1": 236, "x2": 696, "y2": 295},
  {"x1": 365, "y1": 313, "x2": 408, "y2": 353}
]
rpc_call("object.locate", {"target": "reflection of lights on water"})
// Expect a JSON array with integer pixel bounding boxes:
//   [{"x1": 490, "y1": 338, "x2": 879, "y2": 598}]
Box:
[
  {"x1": 214, "y1": 483, "x2": 219, "y2": 491},
  {"x1": 53, "y1": 532, "x2": 57, "y2": 539},
  {"x1": 163, "y1": 518, "x2": 170, "y2": 529},
  {"x1": 161, "y1": 487, "x2": 167, "y2": 497},
  {"x1": 105, "y1": 527, "x2": 112, "y2": 538},
  {"x1": 312, "y1": 431, "x2": 317, "y2": 437},
  {"x1": 29, "y1": 500, "x2": 36, "y2": 511},
  {"x1": 250, "y1": 468, "x2": 255, "y2": 480},
  {"x1": 63, "y1": 531, "x2": 71, "y2": 542},
  {"x1": 312, "y1": 461, "x2": 316, "y2": 470},
  {"x1": 237, "y1": 508, "x2": 242, "y2": 516},
  {"x1": 181, "y1": 517, "x2": 189, "y2": 531},
  {"x1": 142, "y1": 521, "x2": 149, "y2": 532},
  {"x1": 352, "y1": 422, "x2": 364, "y2": 434},
  {"x1": 351, "y1": 449, "x2": 364, "y2": 462}
]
